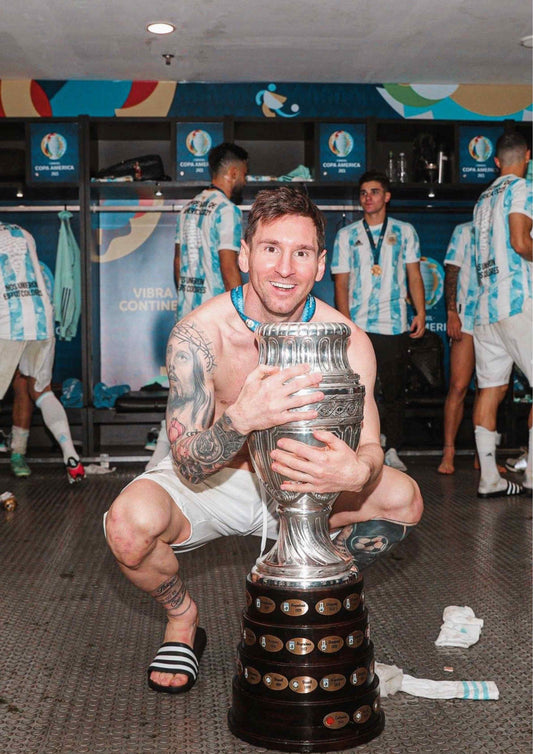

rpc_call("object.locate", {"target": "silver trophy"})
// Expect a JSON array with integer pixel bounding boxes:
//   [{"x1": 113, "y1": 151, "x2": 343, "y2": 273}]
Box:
[{"x1": 248, "y1": 321, "x2": 365, "y2": 587}]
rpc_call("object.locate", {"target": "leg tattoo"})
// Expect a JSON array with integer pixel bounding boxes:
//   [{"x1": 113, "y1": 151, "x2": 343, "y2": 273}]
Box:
[
  {"x1": 334, "y1": 519, "x2": 415, "y2": 571},
  {"x1": 150, "y1": 574, "x2": 191, "y2": 617}
]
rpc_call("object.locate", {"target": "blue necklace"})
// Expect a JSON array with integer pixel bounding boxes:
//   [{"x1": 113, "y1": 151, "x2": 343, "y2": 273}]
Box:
[{"x1": 230, "y1": 285, "x2": 316, "y2": 333}]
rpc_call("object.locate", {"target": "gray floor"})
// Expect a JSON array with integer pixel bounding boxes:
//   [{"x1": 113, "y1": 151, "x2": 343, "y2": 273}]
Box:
[{"x1": 0, "y1": 456, "x2": 531, "y2": 754}]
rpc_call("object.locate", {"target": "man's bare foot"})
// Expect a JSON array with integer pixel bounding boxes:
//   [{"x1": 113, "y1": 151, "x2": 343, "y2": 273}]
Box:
[
  {"x1": 149, "y1": 602, "x2": 199, "y2": 690},
  {"x1": 438, "y1": 450, "x2": 455, "y2": 475}
]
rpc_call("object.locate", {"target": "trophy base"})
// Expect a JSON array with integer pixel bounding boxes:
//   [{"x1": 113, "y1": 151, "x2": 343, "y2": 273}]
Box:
[{"x1": 228, "y1": 574, "x2": 384, "y2": 752}]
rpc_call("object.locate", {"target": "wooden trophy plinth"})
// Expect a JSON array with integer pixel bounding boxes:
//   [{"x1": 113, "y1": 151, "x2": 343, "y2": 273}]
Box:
[{"x1": 228, "y1": 574, "x2": 384, "y2": 752}]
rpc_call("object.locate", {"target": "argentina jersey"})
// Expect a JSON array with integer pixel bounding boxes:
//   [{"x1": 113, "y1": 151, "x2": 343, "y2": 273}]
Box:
[
  {"x1": 0, "y1": 223, "x2": 54, "y2": 341},
  {"x1": 444, "y1": 221, "x2": 478, "y2": 335},
  {"x1": 473, "y1": 174, "x2": 532, "y2": 325},
  {"x1": 175, "y1": 188, "x2": 242, "y2": 319},
  {"x1": 331, "y1": 217, "x2": 420, "y2": 335}
]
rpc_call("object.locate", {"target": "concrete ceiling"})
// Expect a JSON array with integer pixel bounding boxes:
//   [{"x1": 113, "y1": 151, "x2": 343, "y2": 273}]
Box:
[{"x1": 0, "y1": 0, "x2": 531, "y2": 84}]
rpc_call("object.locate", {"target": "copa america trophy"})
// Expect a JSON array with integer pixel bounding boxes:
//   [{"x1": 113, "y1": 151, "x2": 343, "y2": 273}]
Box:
[{"x1": 228, "y1": 323, "x2": 384, "y2": 752}]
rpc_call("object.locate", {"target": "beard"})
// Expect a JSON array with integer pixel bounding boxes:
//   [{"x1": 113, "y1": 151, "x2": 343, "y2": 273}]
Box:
[{"x1": 230, "y1": 182, "x2": 245, "y2": 205}]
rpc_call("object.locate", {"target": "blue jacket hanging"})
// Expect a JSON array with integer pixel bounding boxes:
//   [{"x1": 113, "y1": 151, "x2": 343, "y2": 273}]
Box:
[{"x1": 54, "y1": 210, "x2": 82, "y2": 341}]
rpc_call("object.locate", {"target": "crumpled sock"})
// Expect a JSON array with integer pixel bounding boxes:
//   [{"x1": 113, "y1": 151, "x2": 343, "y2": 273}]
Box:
[
  {"x1": 435, "y1": 605, "x2": 484, "y2": 648},
  {"x1": 375, "y1": 662, "x2": 403, "y2": 697},
  {"x1": 401, "y1": 675, "x2": 499, "y2": 700},
  {"x1": 375, "y1": 663, "x2": 499, "y2": 700}
]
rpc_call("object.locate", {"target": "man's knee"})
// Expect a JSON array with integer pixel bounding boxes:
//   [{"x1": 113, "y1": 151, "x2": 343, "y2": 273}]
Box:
[
  {"x1": 105, "y1": 486, "x2": 170, "y2": 569},
  {"x1": 379, "y1": 469, "x2": 423, "y2": 525}
]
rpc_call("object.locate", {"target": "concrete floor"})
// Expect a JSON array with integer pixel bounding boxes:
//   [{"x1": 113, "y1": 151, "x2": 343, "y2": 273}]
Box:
[{"x1": 0, "y1": 456, "x2": 531, "y2": 753}]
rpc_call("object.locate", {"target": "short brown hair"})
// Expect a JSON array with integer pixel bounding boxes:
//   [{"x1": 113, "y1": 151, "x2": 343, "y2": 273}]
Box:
[
  {"x1": 358, "y1": 171, "x2": 390, "y2": 193},
  {"x1": 245, "y1": 186, "x2": 326, "y2": 251}
]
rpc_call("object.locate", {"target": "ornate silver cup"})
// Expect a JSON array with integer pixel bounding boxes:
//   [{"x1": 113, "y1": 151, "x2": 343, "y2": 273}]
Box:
[{"x1": 248, "y1": 321, "x2": 365, "y2": 587}]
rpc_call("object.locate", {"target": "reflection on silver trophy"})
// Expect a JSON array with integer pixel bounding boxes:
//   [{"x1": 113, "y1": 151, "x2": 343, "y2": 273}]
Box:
[{"x1": 248, "y1": 321, "x2": 365, "y2": 587}]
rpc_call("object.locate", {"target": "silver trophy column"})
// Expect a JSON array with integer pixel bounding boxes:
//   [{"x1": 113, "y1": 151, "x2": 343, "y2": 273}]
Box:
[{"x1": 229, "y1": 322, "x2": 384, "y2": 752}]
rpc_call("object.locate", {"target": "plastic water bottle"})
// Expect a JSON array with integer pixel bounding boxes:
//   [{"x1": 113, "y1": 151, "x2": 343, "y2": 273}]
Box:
[
  {"x1": 386, "y1": 151, "x2": 397, "y2": 182},
  {"x1": 397, "y1": 153, "x2": 408, "y2": 183}
]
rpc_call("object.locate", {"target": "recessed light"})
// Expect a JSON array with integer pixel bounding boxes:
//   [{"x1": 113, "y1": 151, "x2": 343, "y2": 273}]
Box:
[
  {"x1": 520, "y1": 35, "x2": 533, "y2": 48},
  {"x1": 147, "y1": 22, "x2": 175, "y2": 35}
]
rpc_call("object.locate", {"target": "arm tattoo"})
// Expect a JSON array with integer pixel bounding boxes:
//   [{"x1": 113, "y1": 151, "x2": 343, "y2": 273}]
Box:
[
  {"x1": 173, "y1": 413, "x2": 248, "y2": 484},
  {"x1": 150, "y1": 574, "x2": 192, "y2": 618},
  {"x1": 166, "y1": 320, "x2": 247, "y2": 483},
  {"x1": 444, "y1": 264, "x2": 459, "y2": 312}
]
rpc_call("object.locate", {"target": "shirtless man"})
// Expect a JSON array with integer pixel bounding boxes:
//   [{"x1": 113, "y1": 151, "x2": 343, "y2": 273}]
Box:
[{"x1": 104, "y1": 187, "x2": 423, "y2": 694}]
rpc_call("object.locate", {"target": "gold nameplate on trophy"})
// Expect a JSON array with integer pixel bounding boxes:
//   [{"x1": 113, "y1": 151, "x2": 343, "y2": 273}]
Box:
[
  {"x1": 343, "y1": 593, "x2": 361, "y2": 611},
  {"x1": 280, "y1": 599, "x2": 309, "y2": 616},
  {"x1": 263, "y1": 672, "x2": 289, "y2": 691},
  {"x1": 371, "y1": 264, "x2": 382, "y2": 276},
  {"x1": 244, "y1": 666, "x2": 261, "y2": 685},
  {"x1": 315, "y1": 598, "x2": 341, "y2": 616},
  {"x1": 255, "y1": 595, "x2": 276, "y2": 613},
  {"x1": 260, "y1": 634, "x2": 284, "y2": 653},
  {"x1": 289, "y1": 676, "x2": 318, "y2": 694},
  {"x1": 320, "y1": 674, "x2": 347, "y2": 692},
  {"x1": 286, "y1": 637, "x2": 315, "y2": 655},
  {"x1": 350, "y1": 667, "x2": 369, "y2": 686},
  {"x1": 318, "y1": 635, "x2": 344, "y2": 653},
  {"x1": 345, "y1": 630, "x2": 364, "y2": 648},
  {"x1": 243, "y1": 628, "x2": 256, "y2": 646},
  {"x1": 323, "y1": 711, "x2": 350, "y2": 730},
  {"x1": 354, "y1": 705, "x2": 372, "y2": 724}
]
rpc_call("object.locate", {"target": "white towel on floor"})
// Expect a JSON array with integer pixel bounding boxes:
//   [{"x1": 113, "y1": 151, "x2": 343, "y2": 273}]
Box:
[
  {"x1": 435, "y1": 605, "x2": 484, "y2": 648},
  {"x1": 376, "y1": 663, "x2": 499, "y2": 700}
]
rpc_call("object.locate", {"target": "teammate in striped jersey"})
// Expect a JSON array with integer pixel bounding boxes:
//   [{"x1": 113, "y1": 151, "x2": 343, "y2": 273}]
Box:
[
  {"x1": 472, "y1": 131, "x2": 532, "y2": 497},
  {"x1": 0, "y1": 222, "x2": 84, "y2": 482},
  {"x1": 332, "y1": 171, "x2": 426, "y2": 473},
  {"x1": 174, "y1": 142, "x2": 248, "y2": 321}
]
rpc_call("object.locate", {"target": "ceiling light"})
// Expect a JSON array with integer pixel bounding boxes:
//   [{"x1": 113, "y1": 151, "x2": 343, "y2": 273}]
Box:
[
  {"x1": 520, "y1": 35, "x2": 533, "y2": 48},
  {"x1": 147, "y1": 22, "x2": 175, "y2": 35},
  {"x1": 16, "y1": 187, "x2": 23, "y2": 198}
]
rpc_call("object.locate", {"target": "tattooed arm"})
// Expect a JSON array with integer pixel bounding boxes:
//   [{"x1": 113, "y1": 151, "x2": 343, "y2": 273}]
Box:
[
  {"x1": 444, "y1": 264, "x2": 462, "y2": 341},
  {"x1": 165, "y1": 320, "x2": 248, "y2": 484}
]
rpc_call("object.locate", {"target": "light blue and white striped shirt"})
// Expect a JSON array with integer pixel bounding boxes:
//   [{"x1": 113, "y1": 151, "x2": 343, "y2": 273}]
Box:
[
  {"x1": 473, "y1": 174, "x2": 532, "y2": 325},
  {"x1": 444, "y1": 221, "x2": 478, "y2": 335},
  {"x1": 0, "y1": 223, "x2": 54, "y2": 341},
  {"x1": 331, "y1": 216, "x2": 421, "y2": 335},
  {"x1": 175, "y1": 187, "x2": 242, "y2": 319}
]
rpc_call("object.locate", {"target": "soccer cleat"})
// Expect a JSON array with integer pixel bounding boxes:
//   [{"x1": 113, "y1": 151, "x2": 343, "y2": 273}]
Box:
[
  {"x1": 66, "y1": 457, "x2": 85, "y2": 484},
  {"x1": 10, "y1": 453, "x2": 31, "y2": 477},
  {"x1": 384, "y1": 447, "x2": 407, "y2": 472},
  {"x1": 505, "y1": 448, "x2": 527, "y2": 473}
]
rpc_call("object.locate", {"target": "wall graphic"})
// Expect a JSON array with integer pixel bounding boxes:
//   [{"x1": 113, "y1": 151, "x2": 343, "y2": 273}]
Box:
[
  {"x1": 96, "y1": 203, "x2": 177, "y2": 389},
  {"x1": 0, "y1": 80, "x2": 530, "y2": 121}
]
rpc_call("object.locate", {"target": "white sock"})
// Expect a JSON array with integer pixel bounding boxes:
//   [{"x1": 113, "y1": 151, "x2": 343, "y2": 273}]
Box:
[
  {"x1": 524, "y1": 426, "x2": 533, "y2": 488},
  {"x1": 11, "y1": 425, "x2": 29, "y2": 455},
  {"x1": 35, "y1": 391, "x2": 78, "y2": 463},
  {"x1": 475, "y1": 425, "x2": 505, "y2": 491}
]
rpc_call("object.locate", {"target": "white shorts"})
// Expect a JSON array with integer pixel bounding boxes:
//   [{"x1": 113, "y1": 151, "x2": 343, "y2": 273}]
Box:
[
  {"x1": 474, "y1": 300, "x2": 533, "y2": 389},
  {"x1": 107, "y1": 454, "x2": 279, "y2": 554},
  {"x1": 0, "y1": 338, "x2": 55, "y2": 399}
]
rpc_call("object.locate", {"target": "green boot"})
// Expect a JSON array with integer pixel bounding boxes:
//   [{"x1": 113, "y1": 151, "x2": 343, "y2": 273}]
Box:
[{"x1": 10, "y1": 453, "x2": 31, "y2": 477}]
